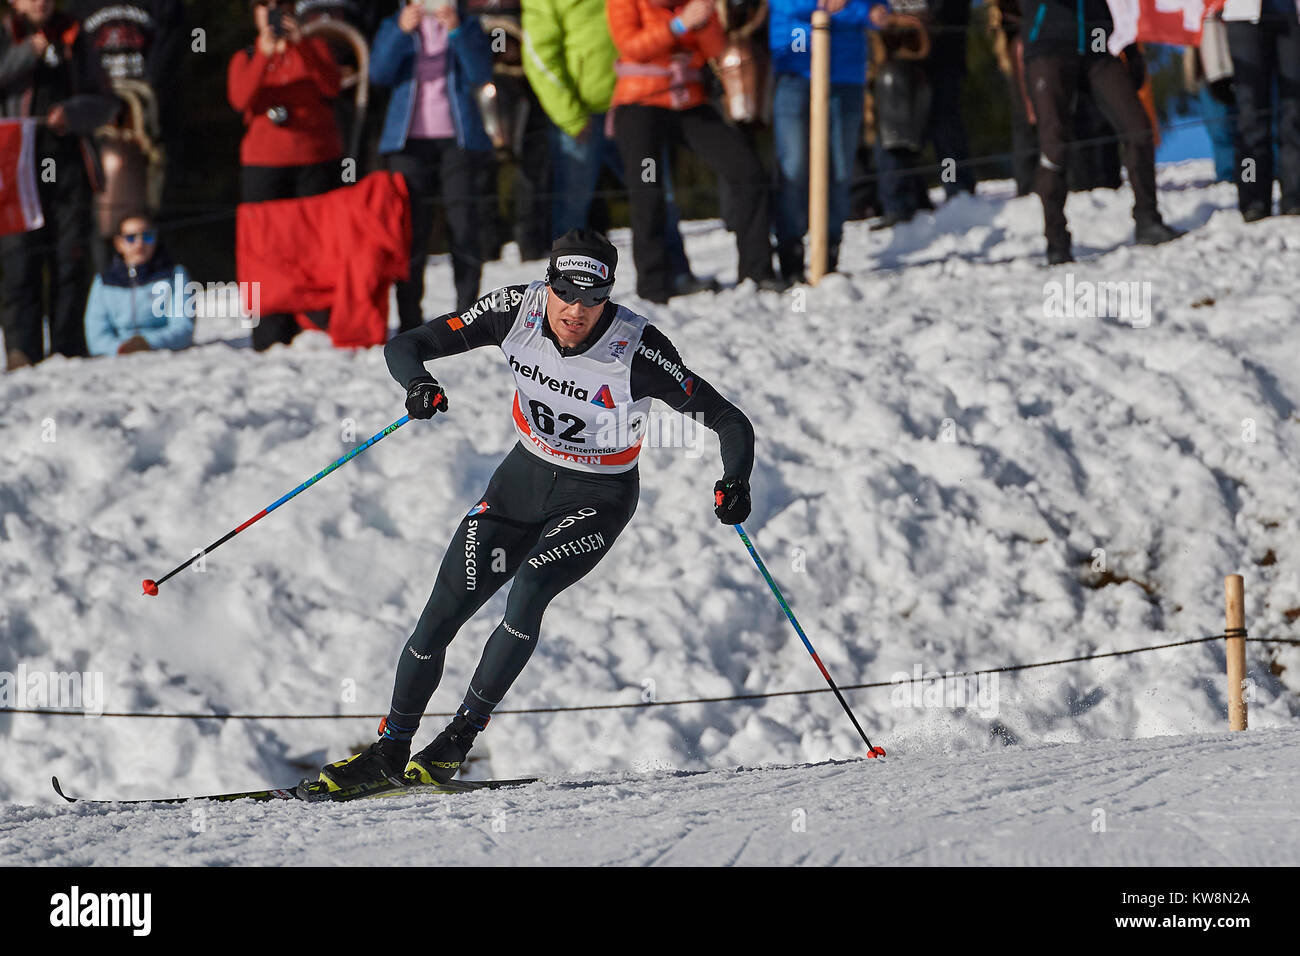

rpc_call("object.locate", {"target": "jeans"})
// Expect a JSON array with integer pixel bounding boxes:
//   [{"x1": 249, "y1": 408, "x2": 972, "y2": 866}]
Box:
[
  {"x1": 771, "y1": 73, "x2": 863, "y2": 251},
  {"x1": 1198, "y1": 85, "x2": 1237, "y2": 183},
  {"x1": 549, "y1": 115, "x2": 689, "y2": 276},
  {"x1": 875, "y1": 143, "x2": 927, "y2": 219}
]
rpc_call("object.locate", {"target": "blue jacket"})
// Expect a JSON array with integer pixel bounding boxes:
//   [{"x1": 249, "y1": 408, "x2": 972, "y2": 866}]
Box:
[
  {"x1": 767, "y1": 0, "x2": 885, "y2": 85},
  {"x1": 84, "y1": 250, "x2": 194, "y2": 356},
  {"x1": 371, "y1": 11, "x2": 495, "y2": 154}
]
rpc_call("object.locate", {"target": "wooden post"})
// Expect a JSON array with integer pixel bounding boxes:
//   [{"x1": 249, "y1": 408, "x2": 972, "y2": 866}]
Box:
[
  {"x1": 808, "y1": 10, "x2": 830, "y2": 285},
  {"x1": 1224, "y1": 574, "x2": 1247, "y2": 731}
]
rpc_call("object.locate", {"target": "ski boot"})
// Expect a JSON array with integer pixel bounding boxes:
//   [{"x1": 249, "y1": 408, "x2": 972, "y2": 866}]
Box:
[
  {"x1": 317, "y1": 727, "x2": 411, "y2": 793},
  {"x1": 406, "y1": 710, "x2": 484, "y2": 785}
]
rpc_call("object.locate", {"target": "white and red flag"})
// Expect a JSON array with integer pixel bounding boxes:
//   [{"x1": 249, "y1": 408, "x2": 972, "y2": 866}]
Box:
[
  {"x1": 1104, "y1": 0, "x2": 1234, "y2": 51},
  {"x1": 0, "y1": 118, "x2": 44, "y2": 236}
]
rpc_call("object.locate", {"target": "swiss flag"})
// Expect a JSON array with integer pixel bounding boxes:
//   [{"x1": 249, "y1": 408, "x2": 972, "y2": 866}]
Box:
[
  {"x1": 0, "y1": 119, "x2": 44, "y2": 236},
  {"x1": 1106, "y1": 0, "x2": 1227, "y2": 50}
]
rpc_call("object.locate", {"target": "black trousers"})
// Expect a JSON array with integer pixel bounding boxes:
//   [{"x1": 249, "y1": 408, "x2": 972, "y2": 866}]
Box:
[
  {"x1": 1026, "y1": 54, "x2": 1158, "y2": 243},
  {"x1": 925, "y1": 59, "x2": 975, "y2": 195},
  {"x1": 1227, "y1": 14, "x2": 1300, "y2": 214},
  {"x1": 388, "y1": 444, "x2": 639, "y2": 734},
  {"x1": 1, "y1": 149, "x2": 91, "y2": 364},
  {"x1": 614, "y1": 103, "x2": 773, "y2": 299},
  {"x1": 240, "y1": 159, "x2": 340, "y2": 350},
  {"x1": 387, "y1": 137, "x2": 488, "y2": 329}
]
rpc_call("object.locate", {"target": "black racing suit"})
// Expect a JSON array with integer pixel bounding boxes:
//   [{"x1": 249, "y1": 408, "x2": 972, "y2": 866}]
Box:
[{"x1": 380, "y1": 287, "x2": 755, "y2": 738}]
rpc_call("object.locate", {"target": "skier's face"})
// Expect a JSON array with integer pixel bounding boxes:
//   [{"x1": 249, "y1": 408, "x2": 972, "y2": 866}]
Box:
[{"x1": 546, "y1": 284, "x2": 605, "y2": 349}]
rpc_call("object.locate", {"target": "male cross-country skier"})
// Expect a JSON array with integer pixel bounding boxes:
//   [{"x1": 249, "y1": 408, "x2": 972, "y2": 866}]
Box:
[{"x1": 318, "y1": 229, "x2": 755, "y2": 791}]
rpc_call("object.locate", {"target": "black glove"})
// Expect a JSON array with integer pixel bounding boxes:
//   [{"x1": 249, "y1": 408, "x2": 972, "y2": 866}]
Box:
[
  {"x1": 405, "y1": 375, "x2": 448, "y2": 420},
  {"x1": 713, "y1": 477, "x2": 751, "y2": 524}
]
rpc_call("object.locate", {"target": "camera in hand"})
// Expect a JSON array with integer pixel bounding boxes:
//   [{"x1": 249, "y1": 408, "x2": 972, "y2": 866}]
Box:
[{"x1": 268, "y1": 3, "x2": 286, "y2": 38}]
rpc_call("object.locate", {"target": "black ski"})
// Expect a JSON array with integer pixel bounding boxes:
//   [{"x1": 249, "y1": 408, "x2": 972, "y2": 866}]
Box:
[{"x1": 51, "y1": 774, "x2": 538, "y2": 806}]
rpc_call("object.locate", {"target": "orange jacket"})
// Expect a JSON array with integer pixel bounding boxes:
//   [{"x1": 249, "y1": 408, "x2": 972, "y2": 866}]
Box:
[{"x1": 607, "y1": 0, "x2": 725, "y2": 111}]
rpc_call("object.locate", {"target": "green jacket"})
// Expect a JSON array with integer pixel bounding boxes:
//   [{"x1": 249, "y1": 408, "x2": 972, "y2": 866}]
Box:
[{"x1": 521, "y1": 0, "x2": 617, "y2": 138}]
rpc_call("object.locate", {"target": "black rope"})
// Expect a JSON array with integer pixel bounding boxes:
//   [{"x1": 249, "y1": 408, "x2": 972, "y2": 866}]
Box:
[{"x1": 3, "y1": 632, "x2": 1295, "y2": 720}]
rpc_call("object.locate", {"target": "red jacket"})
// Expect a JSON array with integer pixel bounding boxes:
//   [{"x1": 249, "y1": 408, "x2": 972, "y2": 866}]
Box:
[
  {"x1": 227, "y1": 37, "x2": 343, "y2": 167},
  {"x1": 237, "y1": 172, "x2": 411, "y2": 348},
  {"x1": 607, "y1": 0, "x2": 725, "y2": 111}
]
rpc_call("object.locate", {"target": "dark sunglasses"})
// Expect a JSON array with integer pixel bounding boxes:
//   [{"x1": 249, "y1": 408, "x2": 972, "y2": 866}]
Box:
[
  {"x1": 549, "y1": 273, "x2": 611, "y2": 308},
  {"x1": 120, "y1": 230, "x2": 157, "y2": 244}
]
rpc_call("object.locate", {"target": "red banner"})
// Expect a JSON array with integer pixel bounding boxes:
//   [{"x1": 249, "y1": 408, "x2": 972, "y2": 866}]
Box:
[{"x1": 0, "y1": 119, "x2": 44, "y2": 236}]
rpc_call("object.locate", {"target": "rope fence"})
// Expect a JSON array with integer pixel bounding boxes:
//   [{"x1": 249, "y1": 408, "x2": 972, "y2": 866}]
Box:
[{"x1": 4, "y1": 616, "x2": 1296, "y2": 722}]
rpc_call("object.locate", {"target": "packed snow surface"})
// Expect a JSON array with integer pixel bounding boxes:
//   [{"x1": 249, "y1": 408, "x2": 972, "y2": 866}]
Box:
[
  {"x1": 1, "y1": 161, "x2": 1298, "y2": 863},
  {"x1": 4, "y1": 730, "x2": 1297, "y2": 865}
]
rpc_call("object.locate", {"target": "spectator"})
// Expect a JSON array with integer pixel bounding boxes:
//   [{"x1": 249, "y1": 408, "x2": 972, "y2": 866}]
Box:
[
  {"x1": 1018, "y1": 0, "x2": 1180, "y2": 263},
  {"x1": 991, "y1": 0, "x2": 1038, "y2": 196},
  {"x1": 481, "y1": 0, "x2": 553, "y2": 262},
  {"x1": 0, "y1": 0, "x2": 111, "y2": 370},
  {"x1": 871, "y1": 0, "x2": 934, "y2": 228},
  {"x1": 294, "y1": 0, "x2": 385, "y2": 168},
  {"x1": 1222, "y1": 0, "x2": 1299, "y2": 220},
  {"x1": 372, "y1": 0, "x2": 494, "y2": 327},
  {"x1": 521, "y1": 0, "x2": 701, "y2": 292},
  {"x1": 769, "y1": 0, "x2": 886, "y2": 282},
  {"x1": 84, "y1": 210, "x2": 193, "y2": 356},
  {"x1": 1186, "y1": 12, "x2": 1236, "y2": 185},
  {"x1": 228, "y1": 0, "x2": 343, "y2": 350},
  {"x1": 69, "y1": 0, "x2": 185, "y2": 160},
  {"x1": 70, "y1": 0, "x2": 185, "y2": 270},
  {"x1": 608, "y1": 0, "x2": 782, "y2": 301},
  {"x1": 924, "y1": 0, "x2": 973, "y2": 196}
]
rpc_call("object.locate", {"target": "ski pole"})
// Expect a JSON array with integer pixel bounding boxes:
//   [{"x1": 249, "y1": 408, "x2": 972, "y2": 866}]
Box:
[
  {"x1": 731, "y1": 523, "x2": 886, "y2": 757},
  {"x1": 141, "y1": 415, "x2": 411, "y2": 596}
]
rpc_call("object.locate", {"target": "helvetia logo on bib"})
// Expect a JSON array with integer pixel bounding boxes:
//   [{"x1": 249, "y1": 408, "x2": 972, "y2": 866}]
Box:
[
  {"x1": 590, "y1": 384, "x2": 615, "y2": 409},
  {"x1": 467, "y1": 500, "x2": 490, "y2": 517}
]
